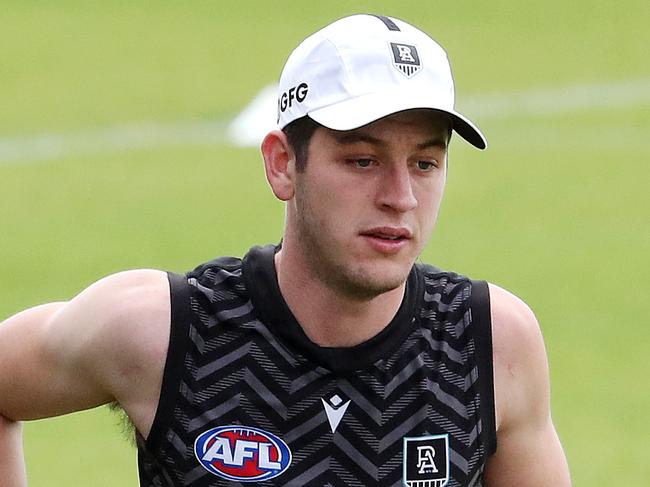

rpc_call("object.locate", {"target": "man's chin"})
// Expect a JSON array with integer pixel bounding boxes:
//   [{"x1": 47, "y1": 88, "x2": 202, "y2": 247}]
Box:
[{"x1": 331, "y1": 265, "x2": 411, "y2": 301}]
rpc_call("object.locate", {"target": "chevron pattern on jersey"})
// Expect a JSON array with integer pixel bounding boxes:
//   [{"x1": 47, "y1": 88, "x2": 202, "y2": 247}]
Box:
[{"x1": 138, "y1": 249, "x2": 494, "y2": 486}]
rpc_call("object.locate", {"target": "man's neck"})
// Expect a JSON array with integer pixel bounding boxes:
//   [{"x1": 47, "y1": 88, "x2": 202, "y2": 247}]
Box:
[{"x1": 274, "y1": 247, "x2": 406, "y2": 348}]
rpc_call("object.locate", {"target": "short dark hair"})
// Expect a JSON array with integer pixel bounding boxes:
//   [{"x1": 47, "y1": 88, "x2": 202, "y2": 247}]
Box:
[{"x1": 282, "y1": 116, "x2": 321, "y2": 172}]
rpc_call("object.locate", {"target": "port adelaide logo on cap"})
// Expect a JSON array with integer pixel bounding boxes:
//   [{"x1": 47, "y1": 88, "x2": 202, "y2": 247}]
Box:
[
  {"x1": 194, "y1": 425, "x2": 292, "y2": 482},
  {"x1": 390, "y1": 42, "x2": 422, "y2": 78},
  {"x1": 403, "y1": 434, "x2": 450, "y2": 487}
]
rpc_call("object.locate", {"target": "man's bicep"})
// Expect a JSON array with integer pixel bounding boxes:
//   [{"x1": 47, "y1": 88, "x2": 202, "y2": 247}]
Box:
[
  {"x1": 0, "y1": 299, "x2": 113, "y2": 421},
  {"x1": 0, "y1": 269, "x2": 170, "y2": 424},
  {"x1": 0, "y1": 269, "x2": 168, "y2": 421},
  {"x1": 484, "y1": 417, "x2": 571, "y2": 486}
]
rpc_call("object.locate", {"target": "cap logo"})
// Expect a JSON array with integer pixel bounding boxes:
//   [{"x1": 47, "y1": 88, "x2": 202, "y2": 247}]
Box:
[
  {"x1": 278, "y1": 82, "x2": 309, "y2": 115},
  {"x1": 390, "y1": 43, "x2": 421, "y2": 78}
]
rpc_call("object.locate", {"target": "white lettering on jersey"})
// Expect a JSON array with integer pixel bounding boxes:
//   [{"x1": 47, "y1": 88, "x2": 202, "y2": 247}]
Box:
[
  {"x1": 417, "y1": 445, "x2": 439, "y2": 474},
  {"x1": 202, "y1": 437, "x2": 233, "y2": 464},
  {"x1": 203, "y1": 437, "x2": 281, "y2": 469},
  {"x1": 258, "y1": 442, "x2": 281, "y2": 469}
]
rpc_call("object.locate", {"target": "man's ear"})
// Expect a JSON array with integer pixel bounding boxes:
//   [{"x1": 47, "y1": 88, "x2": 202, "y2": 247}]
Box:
[{"x1": 261, "y1": 130, "x2": 295, "y2": 201}]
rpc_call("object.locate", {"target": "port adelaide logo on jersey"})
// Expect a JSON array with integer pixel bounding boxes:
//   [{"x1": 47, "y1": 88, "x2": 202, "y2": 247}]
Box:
[
  {"x1": 390, "y1": 42, "x2": 422, "y2": 78},
  {"x1": 194, "y1": 425, "x2": 292, "y2": 482},
  {"x1": 403, "y1": 434, "x2": 450, "y2": 487}
]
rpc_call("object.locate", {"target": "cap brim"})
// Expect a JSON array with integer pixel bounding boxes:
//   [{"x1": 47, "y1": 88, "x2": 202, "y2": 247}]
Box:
[{"x1": 308, "y1": 91, "x2": 487, "y2": 150}]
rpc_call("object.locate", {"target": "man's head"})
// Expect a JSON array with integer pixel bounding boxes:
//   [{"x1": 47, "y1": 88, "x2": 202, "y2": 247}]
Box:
[{"x1": 262, "y1": 15, "x2": 485, "y2": 299}]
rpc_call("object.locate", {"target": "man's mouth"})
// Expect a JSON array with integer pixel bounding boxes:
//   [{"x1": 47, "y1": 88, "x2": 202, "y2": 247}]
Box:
[
  {"x1": 361, "y1": 227, "x2": 412, "y2": 240},
  {"x1": 359, "y1": 228, "x2": 413, "y2": 254}
]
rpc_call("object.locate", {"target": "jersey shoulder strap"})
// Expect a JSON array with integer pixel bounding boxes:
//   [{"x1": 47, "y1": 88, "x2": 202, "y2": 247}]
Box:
[
  {"x1": 469, "y1": 278, "x2": 497, "y2": 455},
  {"x1": 144, "y1": 271, "x2": 193, "y2": 454}
]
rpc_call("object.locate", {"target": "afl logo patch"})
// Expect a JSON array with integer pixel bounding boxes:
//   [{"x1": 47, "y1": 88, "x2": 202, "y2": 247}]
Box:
[
  {"x1": 403, "y1": 434, "x2": 449, "y2": 487},
  {"x1": 194, "y1": 425, "x2": 292, "y2": 482}
]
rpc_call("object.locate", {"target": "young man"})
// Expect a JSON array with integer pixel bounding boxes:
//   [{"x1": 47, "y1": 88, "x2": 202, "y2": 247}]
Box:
[{"x1": 0, "y1": 14, "x2": 570, "y2": 486}]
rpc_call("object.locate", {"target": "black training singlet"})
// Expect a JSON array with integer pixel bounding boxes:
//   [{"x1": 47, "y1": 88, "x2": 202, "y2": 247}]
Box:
[{"x1": 137, "y1": 244, "x2": 496, "y2": 486}]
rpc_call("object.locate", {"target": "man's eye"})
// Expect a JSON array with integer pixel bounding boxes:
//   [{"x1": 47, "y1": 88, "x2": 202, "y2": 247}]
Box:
[
  {"x1": 417, "y1": 161, "x2": 437, "y2": 171},
  {"x1": 351, "y1": 159, "x2": 374, "y2": 168}
]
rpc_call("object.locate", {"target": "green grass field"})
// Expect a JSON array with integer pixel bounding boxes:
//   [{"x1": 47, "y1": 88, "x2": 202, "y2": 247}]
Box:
[{"x1": 1, "y1": 1, "x2": 649, "y2": 485}]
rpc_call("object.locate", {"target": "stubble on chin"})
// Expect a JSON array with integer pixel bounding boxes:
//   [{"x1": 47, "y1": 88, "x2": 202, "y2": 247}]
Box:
[
  {"x1": 327, "y1": 263, "x2": 408, "y2": 301},
  {"x1": 299, "y1": 229, "x2": 409, "y2": 300}
]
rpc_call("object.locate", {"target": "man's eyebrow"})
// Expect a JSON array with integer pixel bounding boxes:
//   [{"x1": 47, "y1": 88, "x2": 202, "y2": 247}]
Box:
[
  {"x1": 416, "y1": 137, "x2": 448, "y2": 150},
  {"x1": 331, "y1": 132, "x2": 385, "y2": 147},
  {"x1": 332, "y1": 133, "x2": 448, "y2": 150}
]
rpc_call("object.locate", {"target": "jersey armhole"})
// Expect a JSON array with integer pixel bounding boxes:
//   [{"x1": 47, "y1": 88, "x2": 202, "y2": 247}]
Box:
[
  {"x1": 145, "y1": 271, "x2": 192, "y2": 451},
  {"x1": 471, "y1": 279, "x2": 497, "y2": 456}
]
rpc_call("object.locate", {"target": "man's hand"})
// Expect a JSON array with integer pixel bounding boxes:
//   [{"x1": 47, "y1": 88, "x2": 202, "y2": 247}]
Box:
[{"x1": 0, "y1": 415, "x2": 27, "y2": 487}]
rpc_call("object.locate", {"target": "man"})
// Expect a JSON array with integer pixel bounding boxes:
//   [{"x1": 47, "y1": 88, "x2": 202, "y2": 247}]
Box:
[{"x1": 0, "y1": 14, "x2": 570, "y2": 486}]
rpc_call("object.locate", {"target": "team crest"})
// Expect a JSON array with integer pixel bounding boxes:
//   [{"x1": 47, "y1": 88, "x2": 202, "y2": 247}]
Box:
[
  {"x1": 403, "y1": 434, "x2": 449, "y2": 487},
  {"x1": 390, "y1": 42, "x2": 422, "y2": 78}
]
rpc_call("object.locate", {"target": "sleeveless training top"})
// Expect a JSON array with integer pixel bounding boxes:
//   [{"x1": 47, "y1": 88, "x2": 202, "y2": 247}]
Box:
[{"x1": 137, "y1": 244, "x2": 496, "y2": 486}]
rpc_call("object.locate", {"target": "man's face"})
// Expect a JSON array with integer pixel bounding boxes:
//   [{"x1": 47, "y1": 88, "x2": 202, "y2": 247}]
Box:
[{"x1": 287, "y1": 109, "x2": 450, "y2": 299}]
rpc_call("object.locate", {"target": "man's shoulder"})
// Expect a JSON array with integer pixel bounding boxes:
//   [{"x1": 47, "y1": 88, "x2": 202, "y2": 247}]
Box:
[
  {"x1": 82, "y1": 268, "x2": 170, "y2": 315},
  {"x1": 487, "y1": 283, "x2": 549, "y2": 430},
  {"x1": 487, "y1": 283, "x2": 542, "y2": 350},
  {"x1": 62, "y1": 269, "x2": 171, "y2": 356}
]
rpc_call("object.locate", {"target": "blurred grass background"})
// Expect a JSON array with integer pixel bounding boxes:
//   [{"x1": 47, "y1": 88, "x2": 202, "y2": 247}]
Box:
[{"x1": 1, "y1": 0, "x2": 648, "y2": 485}]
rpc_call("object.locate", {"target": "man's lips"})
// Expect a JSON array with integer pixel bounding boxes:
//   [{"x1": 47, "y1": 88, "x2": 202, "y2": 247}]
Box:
[
  {"x1": 359, "y1": 227, "x2": 413, "y2": 254},
  {"x1": 359, "y1": 226, "x2": 413, "y2": 240}
]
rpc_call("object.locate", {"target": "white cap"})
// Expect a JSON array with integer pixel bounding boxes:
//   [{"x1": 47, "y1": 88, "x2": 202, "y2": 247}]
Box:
[{"x1": 277, "y1": 14, "x2": 487, "y2": 149}]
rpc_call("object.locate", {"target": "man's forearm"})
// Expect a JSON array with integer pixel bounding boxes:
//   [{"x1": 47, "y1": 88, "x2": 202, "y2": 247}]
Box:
[{"x1": 0, "y1": 415, "x2": 27, "y2": 486}]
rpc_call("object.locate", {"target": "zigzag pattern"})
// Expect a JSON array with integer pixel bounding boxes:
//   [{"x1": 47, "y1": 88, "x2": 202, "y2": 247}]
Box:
[{"x1": 138, "y1": 252, "x2": 492, "y2": 486}]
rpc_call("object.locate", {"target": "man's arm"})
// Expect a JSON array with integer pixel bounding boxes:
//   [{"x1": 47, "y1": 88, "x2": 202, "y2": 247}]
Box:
[
  {"x1": 0, "y1": 269, "x2": 170, "y2": 440},
  {"x1": 0, "y1": 415, "x2": 26, "y2": 487},
  {"x1": 484, "y1": 283, "x2": 571, "y2": 486}
]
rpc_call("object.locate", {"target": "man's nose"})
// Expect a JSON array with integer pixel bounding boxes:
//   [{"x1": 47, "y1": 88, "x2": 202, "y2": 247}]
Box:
[{"x1": 377, "y1": 164, "x2": 418, "y2": 212}]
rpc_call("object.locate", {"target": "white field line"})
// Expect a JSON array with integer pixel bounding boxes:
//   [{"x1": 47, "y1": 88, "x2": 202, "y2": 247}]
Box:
[
  {"x1": 0, "y1": 120, "x2": 229, "y2": 166},
  {"x1": 1, "y1": 78, "x2": 649, "y2": 166},
  {"x1": 460, "y1": 78, "x2": 650, "y2": 119}
]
